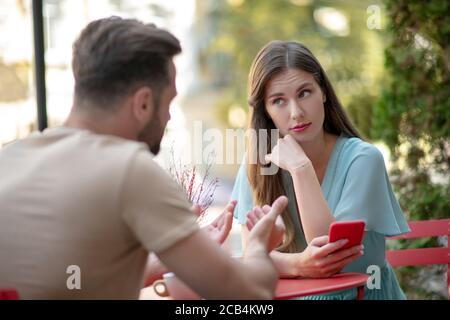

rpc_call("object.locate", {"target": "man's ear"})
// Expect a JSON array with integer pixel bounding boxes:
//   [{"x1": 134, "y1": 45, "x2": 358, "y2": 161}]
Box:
[{"x1": 131, "y1": 87, "x2": 154, "y2": 130}]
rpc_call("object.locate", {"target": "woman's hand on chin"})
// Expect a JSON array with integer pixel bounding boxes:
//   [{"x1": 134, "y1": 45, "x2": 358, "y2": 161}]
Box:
[{"x1": 265, "y1": 134, "x2": 311, "y2": 172}]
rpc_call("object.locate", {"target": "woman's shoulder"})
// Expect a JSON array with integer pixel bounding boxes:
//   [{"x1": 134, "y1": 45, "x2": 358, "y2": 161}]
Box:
[{"x1": 339, "y1": 136, "x2": 385, "y2": 167}]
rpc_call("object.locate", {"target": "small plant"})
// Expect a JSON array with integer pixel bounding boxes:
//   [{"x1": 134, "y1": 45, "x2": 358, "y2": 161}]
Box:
[{"x1": 167, "y1": 146, "x2": 219, "y2": 224}]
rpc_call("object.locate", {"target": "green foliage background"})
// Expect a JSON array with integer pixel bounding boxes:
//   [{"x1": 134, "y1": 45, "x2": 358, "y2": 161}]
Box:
[{"x1": 372, "y1": 0, "x2": 449, "y2": 299}]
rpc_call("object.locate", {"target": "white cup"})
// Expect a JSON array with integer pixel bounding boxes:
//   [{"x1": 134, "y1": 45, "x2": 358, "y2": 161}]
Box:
[{"x1": 153, "y1": 272, "x2": 201, "y2": 300}]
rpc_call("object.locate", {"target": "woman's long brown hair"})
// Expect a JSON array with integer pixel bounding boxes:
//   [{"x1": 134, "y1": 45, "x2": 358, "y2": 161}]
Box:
[{"x1": 247, "y1": 41, "x2": 361, "y2": 252}]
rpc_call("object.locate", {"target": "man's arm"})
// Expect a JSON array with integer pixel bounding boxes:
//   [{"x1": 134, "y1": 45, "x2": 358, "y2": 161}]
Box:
[
  {"x1": 144, "y1": 253, "x2": 169, "y2": 286},
  {"x1": 143, "y1": 201, "x2": 235, "y2": 287},
  {"x1": 155, "y1": 196, "x2": 287, "y2": 299}
]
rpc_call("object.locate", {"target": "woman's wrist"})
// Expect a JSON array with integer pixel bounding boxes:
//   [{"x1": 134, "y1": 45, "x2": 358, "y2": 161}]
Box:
[
  {"x1": 288, "y1": 159, "x2": 313, "y2": 175},
  {"x1": 270, "y1": 251, "x2": 305, "y2": 278},
  {"x1": 289, "y1": 251, "x2": 305, "y2": 278}
]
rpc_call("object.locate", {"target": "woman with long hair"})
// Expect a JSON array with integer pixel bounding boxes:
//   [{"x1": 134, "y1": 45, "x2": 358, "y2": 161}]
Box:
[{"x1": 231, "y1": 41, "x2": 410, "y2": 299}]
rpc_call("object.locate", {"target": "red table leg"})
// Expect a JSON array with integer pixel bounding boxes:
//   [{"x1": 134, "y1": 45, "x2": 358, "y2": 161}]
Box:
[{"x1": 356, "y1": 285, "x2": 365, "y2": 300}]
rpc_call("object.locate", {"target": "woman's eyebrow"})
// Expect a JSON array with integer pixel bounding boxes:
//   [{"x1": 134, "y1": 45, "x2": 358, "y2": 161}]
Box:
[
  {"x1": 295, "y1": 82, "x2": 313, "y2": 91},
  {"x1": 266, "y1": 82, "x2": 313, "y2": 99},
  {"x1": 267, "y1": 92, "x2": 284, "y2": 99}
]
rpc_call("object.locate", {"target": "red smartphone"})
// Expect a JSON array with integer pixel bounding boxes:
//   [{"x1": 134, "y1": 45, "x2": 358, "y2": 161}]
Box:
[{"x1": 328, "y1": 220, "x2": 365, "y2": 250}]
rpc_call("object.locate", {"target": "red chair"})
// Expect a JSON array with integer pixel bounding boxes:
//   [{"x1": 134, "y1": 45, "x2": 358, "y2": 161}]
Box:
[
  {"x1": 0, "y1": 288, "x2": 19, "y2": 300},
  {"x1": 386, "y1": 219, "x2": 450, "y2": 299}
]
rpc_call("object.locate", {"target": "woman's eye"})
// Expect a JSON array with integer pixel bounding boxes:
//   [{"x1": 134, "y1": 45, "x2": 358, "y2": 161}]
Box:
[
  {"x1": 299, "y1": 90, "x2": 311, "y2": 98},
  {"x1": 272, "y1": 98, "x2": 284, "y2": 106}
]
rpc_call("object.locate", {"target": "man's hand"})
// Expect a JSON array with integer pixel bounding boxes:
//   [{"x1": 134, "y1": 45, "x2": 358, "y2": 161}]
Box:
[
  {"x1": 245, "y1": 196, "x2": 288, "y2": 255},
  {"x1": 246, "y1": 203, "x2": 286, "y2": 252},
  {"x1": 144, "y1": 201, "x2": 236, "y2": 286},
  {"x1": 239, "y1": 196, "x2": 288, "y2": 299},
  {"x1": 191, "y1": 200, "x2": 236, "y2": 245}
]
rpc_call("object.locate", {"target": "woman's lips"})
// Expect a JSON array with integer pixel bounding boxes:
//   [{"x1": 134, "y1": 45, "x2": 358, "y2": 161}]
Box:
[{"x1": 290, "y1": 123, "x2": 311, "y2": 132}]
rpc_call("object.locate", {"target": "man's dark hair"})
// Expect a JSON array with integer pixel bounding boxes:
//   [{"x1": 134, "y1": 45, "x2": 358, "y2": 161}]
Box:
[{"x1": 72, "y1": 16, "x2": 181, "y2": 110}]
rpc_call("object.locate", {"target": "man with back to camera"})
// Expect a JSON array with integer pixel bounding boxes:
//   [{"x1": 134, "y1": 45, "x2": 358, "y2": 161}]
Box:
[{"x1": 0, "y1": 16, "x2": 288, "y2": 299}]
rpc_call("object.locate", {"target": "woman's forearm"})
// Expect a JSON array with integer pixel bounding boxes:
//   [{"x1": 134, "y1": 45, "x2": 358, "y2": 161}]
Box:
[
  {"x1": 290, "y1": 161, "x2": 335, "y2": 243},
  {"x1": 244, "y1": 226, "x2": 301, "y2": 278},
  {"x1": 269, "y1": 250, "x2": 303, "y2": 278}
]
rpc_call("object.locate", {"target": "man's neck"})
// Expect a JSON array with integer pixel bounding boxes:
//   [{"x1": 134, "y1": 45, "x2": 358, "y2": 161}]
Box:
[{"x1": 64, "y1": 107, "x2": 136, "y2": 140}]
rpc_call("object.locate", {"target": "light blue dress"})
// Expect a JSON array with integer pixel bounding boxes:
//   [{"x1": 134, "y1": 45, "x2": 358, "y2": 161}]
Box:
[{"x1": 231, "y1": 135, "x2": 411, "y2": 299}]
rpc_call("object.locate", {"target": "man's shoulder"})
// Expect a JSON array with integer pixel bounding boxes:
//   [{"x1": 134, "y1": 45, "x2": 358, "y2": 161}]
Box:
[
  {"x1": 50, "y1": 127, "x2": 150, "y2": 160},
  {"x1": 72, "y1": 129, "x2": 147, "y2": 151},
  {"x1": 2, "y1": 128, "x2": 148, "y2": 152},
  {"x1": 0, "y1": 128, "x2": 152, "y2": 174},
  {"x1": 128, "y1": 150, "x2": 170, "y2": 182}
]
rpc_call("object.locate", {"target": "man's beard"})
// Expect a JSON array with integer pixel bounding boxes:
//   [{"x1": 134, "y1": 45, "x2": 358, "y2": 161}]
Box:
[{"x1": 138, "y1": 114, "x2": 165, "y2": 155}]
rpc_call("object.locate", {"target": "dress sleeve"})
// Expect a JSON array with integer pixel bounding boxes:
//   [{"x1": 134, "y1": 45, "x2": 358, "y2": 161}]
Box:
[
  {"x1": 333, "y1": 145, "x2": 410, "y2": 236},
  {"x1": 230, "y1": 161, "x2": 255, "y2": 225}
]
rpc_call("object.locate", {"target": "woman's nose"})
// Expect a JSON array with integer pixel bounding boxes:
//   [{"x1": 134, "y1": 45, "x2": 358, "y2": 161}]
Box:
[{"x1": 289, "y1": 100, "x2": 305, "y2": 120}]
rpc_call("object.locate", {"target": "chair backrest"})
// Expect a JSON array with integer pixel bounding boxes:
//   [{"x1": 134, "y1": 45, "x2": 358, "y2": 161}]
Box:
[
  {"x1": 386, "y1": 219, "x2": 450, "y2": 299},
  {"x1": 0, "y1": 288, "x2": 19, "y2": 300}
]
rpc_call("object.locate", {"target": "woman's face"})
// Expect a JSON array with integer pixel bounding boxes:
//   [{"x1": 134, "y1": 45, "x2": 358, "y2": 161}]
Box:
[{"x1": 264, "y1": 68, "x2": 326, "y2": 144}]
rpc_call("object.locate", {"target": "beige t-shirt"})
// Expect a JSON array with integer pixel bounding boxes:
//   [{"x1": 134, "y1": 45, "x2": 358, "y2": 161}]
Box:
[{"x1": 0, "y1": 127, "x2": 199, "y2": 299}]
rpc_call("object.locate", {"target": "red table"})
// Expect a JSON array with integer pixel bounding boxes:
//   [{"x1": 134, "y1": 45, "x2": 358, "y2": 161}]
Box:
[{"x1": 275, "y1": 272, "x2": 369, "y2": 300}]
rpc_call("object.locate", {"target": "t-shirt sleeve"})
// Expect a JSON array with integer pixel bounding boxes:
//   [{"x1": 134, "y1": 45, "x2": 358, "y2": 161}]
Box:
[
  {"x1": 333, "y1": 145, "x2": 410, "y2": 236},
  {"x1": 120, "y1": 151, "x2": 199, "y2": 253},
  {"x1": 230, "y1": 161, "x2": 254, "y2": 225}
]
